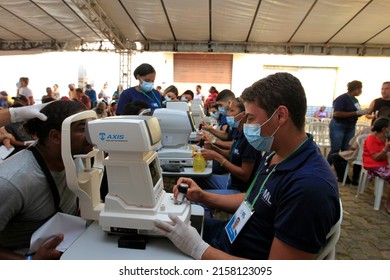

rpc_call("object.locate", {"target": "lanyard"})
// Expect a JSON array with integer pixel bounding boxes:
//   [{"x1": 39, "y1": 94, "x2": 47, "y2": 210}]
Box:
[
  {"x1": 229, "y1": 138, "x2": 240, "y2": 161},
  {"x1": 244, "y1": 137, "x2": 309, "y2": 210},
  {"x1": 138, "y1": 88, "x2": 162, "y2": 108}
]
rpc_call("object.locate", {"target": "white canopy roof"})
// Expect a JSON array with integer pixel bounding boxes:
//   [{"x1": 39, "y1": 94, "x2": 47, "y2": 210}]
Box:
[{"x1": 1, "y1": 0, "x2": 390, "y2": 56}]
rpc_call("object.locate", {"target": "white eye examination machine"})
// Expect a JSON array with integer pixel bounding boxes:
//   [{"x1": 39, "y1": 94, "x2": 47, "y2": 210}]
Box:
[
  {"x1": 61, "y1": 111, "x2": 191, "y2": 235},
  {"x1": 153, "y1": 108, "x2": 197, "y2": 166}
]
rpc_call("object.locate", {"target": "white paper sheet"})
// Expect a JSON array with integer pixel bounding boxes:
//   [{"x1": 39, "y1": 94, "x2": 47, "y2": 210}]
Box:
[
  {"x1": 0, "y1": 145, "x2": 14, "y2": 159},
  {"x1": 28, "y1": 212, "x2": 86, "y2": 254}
]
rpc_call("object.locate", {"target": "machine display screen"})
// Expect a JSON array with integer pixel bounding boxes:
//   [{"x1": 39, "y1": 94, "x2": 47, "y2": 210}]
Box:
[{"x1": 148, "y1": 158, "x2": 161, "y2": 188}]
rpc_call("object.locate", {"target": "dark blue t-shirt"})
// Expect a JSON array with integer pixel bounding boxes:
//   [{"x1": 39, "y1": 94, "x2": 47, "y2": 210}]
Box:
[
  {"x1": 210, "y1": 134, "x2": 340, "y2": 259},
  {"x1": 229, "y1": 132, "x2": 262, "y2": 192},
  {"x1": 333, "y1": 93, "x2": 360, "y2": 126},
  {"x1": 116, "y1": 86, "x2": 164, "y2": 115}
]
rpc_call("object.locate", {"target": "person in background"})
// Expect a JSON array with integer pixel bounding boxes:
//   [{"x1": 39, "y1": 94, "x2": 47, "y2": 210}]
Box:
[
  {"x1": 155, "y1": 85, "x2": 163, "y2": 96},
  {"x1": 12, "y1": 95, "x2": 28, "y2": 107},
  {"x1": 116, "y1": 63, "x2": 164, "y2": 115},
  {"x1": 68, "y1": 83, "x2": 77, "y2": 100},
  {"x1": 362, "y1": 117, "x2": 390, "y2": 214},
  {"x1": 0, "y1": 100, "x2": 91, "y2": 260},
  {"x1": 314, "y1": 105, "x2": 328, "y2": 119},
  {"x1": 195, "y1": 97, "x2": 262, "y2": 194},
  {"x1": 154, "y1": 72, "x2": 340, "y2": 260},
  {"x1": 107, "y1": 101, "x2": 117, "y2": 117},
  {"x1": 18, "y1": 77, "x2": 34, "y2": 105},
  {"x1": 98, "y1": 82, "x2": 110, "y2": 103},
  {"x1": 75, "y1": 88, "x2": 91, "y2": 110},
  {"x1": 163, "y1": 85, "x2": 179, "y2": 102},
  {"x1": 93, "y1": 101, "x2": 108, "y2": 118},
  {"x1": 194, "y1": 85, "x2": 206, "y2": 102},
  {"x1": 204, "y1": 86, "x2": 219, "y2": 115},
  {"x1": 366, "y1": 81, "x2": 390, "y2": 125},
  {"x1": 208, "y1": 104, "x2": 222, "y2": 127},
  {"x1": 122, "y1": 100, "x2": 150, "y2": 116},
  {"x1": 331, "y1": 126, "x2": 371, "y2": 186},
  {"x1": 0, "y1": 91, "x2": 9, "y2": 109},
  {"x1": 201, "y1": 89, "x2": 236, "y2": 142},
  {"x1": 112, "y1": 84, "x2": 123, "y2": 102},
  {"x1": 41, "y1": 87, "x2": 56, "y2": 103},
  {"x1": 85, "y1": 84, "x2": 97, "y2": 109},
  {"x1": 180, "y1": 90, "x2": 194, "y2": 102},
  {"x1": 327, "y1": 80, "x2": 368, "y2": 175},
  {"x1": 52, "y1": 84, "x2": 60, "y2": 100}
]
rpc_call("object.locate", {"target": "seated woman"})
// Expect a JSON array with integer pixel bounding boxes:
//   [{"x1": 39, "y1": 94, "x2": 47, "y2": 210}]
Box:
[
  {"x1": 362, "y1": 117, "x2": 390, "y2": 214},
  {"x1": 314, "y1": 105, "x2": 328, "y2": 119},
  {"x1": 194, "y1": 98, "x2": 262, "y2": 194},
  {"x1": 163, "y1": 85, "x2": 179, "y2": 102},
  {"x1": 180, "y1": 90, "x2": 194, "y2": 102}
]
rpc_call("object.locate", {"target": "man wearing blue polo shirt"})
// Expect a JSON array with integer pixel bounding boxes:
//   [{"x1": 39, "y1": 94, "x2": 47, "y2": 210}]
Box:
[{"x1": 155, "y1": 72, "x2": 340, "y2": 260}]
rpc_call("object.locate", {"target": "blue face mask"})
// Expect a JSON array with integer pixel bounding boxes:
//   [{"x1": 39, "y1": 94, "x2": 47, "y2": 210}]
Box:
[
  {"x1": 226, "y1": 113, "x2": 243, "y2": 129},
  {"x1": 16, "y1": 82, "x2": 21, "y2": 88},
  {"x1": 243, "y1": 110, "x2": 279, "y2": 152},
  {"x1": 165, "y1": 95, "x2": 171, "y2": 102},
  {"x1": 386, "y1": 132, "x2": 390, "y2": 138},
  {"x1": 211, "y1": 112, "x2": 220, "y2": 119},
  {"x1": 181, "y1": 96, "x2": 187, "y2": 102},
  {"x1": 218, "y1": 106, "x2": 226, "y2": 116},
  {"x1": 140, "y1": 80, "x2": 154, "y2": 92}
]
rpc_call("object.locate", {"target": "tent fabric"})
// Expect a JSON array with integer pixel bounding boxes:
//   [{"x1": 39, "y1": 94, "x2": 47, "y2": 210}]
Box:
[{"x1": 0, "y1": 0, "x2": 390, "y2": 55}]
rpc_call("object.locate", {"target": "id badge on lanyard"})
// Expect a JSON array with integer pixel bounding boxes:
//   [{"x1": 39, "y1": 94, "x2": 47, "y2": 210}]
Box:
[{"x1": 225, "y1": 200, "x2": 254, "y2": 244}]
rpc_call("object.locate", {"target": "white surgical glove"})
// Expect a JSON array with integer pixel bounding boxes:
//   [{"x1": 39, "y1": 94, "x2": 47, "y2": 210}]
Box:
[
  {"x1": 154, "y1": 214, "x2": 209, "y2": 260},
  {"x1": 9, "y1": 103, "x2": 48, "y2": 123},
  {"x1": 356, "y1": 109, "x2": 368, "y2": 116}
]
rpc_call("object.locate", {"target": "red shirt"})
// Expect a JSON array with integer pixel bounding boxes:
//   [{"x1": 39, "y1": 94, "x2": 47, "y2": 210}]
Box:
[
  {"x1": 205, "y1": 92, "x2": 218, "y2": 108},
  {"x1": 363, "y1": 134, "x2": 388, "y2": 168}
]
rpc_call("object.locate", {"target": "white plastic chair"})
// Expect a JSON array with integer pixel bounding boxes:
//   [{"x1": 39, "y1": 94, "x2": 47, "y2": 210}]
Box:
[
  {"x1": 355, "y1": 124, "x2": 370, "y2": 135},
  {"x1": 307, "y1": 122, "x2": 330, "y2": 155},
  {"x1": 342, "y1": 134, "x2": 369, "y2": 186},
  {"x1": 305, "y1": 117, "x2": 319, "y2": 132},
  {"x1": 355, "y1": 135, "x2": 386, "y2": 210},
  {"x1": 373, "y1": 177, "x2": 385, "y2": 210},
  {"x1": 316, "y1": 200, "x2": 343, "y2": 260}
]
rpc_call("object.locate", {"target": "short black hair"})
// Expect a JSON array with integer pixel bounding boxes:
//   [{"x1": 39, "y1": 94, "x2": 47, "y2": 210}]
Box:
[
  {"x1": 122, "y1": 100, "x2": 150, "y2": 115},
  {"x1": 371, "y1": 117, "x2": 390, "y2": 133},
  {"x1": 241, "y1": 72, "x2": 307, "y2": 129},
  {"x1": 216, "y1": 89, "x2": 235, "y2": 102},
  {"x1": 347, "y1": 80, "x2": 362, "y2": 92},
  {"x1": 24, "y1": 100, "x2": 86, "y2": 143},
  {"x1": 133, "y1": 63, "x2": 156, "y2": 79}
]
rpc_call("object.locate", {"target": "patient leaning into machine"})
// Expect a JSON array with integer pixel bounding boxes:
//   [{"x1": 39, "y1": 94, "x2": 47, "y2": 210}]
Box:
[{"x1": 61, "y1": 111, "x2": 193, "y2": 236}]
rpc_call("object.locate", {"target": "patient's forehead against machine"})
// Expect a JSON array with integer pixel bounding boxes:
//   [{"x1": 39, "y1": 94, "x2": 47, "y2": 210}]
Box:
[{"x1": 61, "y1": 111, "x2": 191, "y2": 235}]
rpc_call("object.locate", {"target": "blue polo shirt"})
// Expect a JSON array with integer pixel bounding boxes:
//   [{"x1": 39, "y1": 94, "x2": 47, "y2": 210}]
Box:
[
  {"x1": 210, "y1": 134, "x2": 340, "y2": 259},
  {"x1": 229, "y1": 131, "x2": 262, "y2": 192},
  {"x1": 116, "y1": 86, "x2": 164, "y2": 115},
  {"x1": 333, "y1": 93, "x2": 360, "y2": 126}
]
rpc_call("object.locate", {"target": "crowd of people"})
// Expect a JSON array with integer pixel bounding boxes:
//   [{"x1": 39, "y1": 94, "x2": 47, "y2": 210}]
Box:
[{"x1": 1, "y1": 64, "x2": 390, "y2": 261}]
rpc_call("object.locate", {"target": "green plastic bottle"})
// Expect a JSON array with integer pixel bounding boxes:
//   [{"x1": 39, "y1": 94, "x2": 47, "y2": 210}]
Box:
[{"x1": 193, "y1": 150, "x2": 206, "y2": 172}]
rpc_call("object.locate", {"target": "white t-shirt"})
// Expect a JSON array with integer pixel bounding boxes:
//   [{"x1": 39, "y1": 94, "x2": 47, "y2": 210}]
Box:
[
  {"x1": 19, "y1": 87, "x2": 33, "y2": 98},
  {"x1": 194, "y1": 92, "x2": 205, "y2": 100}
]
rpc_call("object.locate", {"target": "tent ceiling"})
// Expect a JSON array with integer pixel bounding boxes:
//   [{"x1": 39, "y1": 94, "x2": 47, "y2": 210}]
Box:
[{"x1": 1, "y1": 0, "x2": 390, "y2": 56}]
